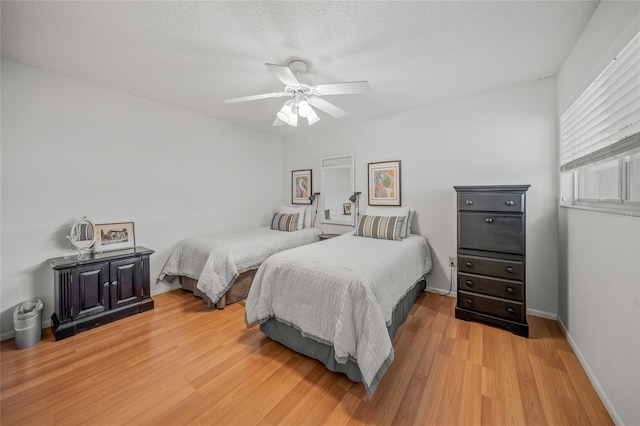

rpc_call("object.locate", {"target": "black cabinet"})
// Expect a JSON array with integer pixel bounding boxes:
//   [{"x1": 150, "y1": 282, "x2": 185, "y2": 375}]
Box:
[
  {"x1": 453, "y1": 185, "x2": 530, "y2": 337},
  {"x1": 48, "y1": 247, "x2": 154, "y2": 340}
]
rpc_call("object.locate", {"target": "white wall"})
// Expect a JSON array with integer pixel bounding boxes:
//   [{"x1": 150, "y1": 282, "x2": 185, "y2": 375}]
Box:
[
  {"x1": 557, "y1": 3, "x2": 640, "y2": 425},
  {"x1": 0, "y1": 59, "x2": 283, "y2": 338},
  {"x1": 282, "y1": 78, "x2": 559, "y2": 317}
]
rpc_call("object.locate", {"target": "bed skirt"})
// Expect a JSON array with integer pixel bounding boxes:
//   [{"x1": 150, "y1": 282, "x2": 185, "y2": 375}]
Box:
[
  {"x1": 179, "y1": 269, "x2": 256, "y2": 309},
  {"x1": 259, "y1": 277, "x2": 426, "y2": 394}
]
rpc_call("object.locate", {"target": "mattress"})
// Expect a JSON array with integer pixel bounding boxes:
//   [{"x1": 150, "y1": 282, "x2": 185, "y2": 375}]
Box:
[
  {"x1": 246, "y1": 232, "x2": 432, "y2": 396},
  {"x1": 259, "y1": 278, "x2": 426, "y2": 391},
  {"x1": 159, "y1": 226, "x2": 321, "y2": 306}
]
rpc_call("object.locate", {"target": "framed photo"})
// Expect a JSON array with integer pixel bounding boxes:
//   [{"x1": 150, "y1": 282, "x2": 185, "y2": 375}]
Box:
[
  {"x1": 368, "y1": 160, "x2": 401, "y2": 206},
  {"x1": 292, "y1": 169, "x2": 312, "y2": 205},
  {"x1": 343, "y1": 203, "x2": 352, "y2": 215},
  {"x1": 94, "y1": 222, "x2": 135, "y2": 252}
]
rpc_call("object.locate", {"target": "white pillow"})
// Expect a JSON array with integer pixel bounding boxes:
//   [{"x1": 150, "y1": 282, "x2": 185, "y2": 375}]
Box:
[
  {"x1": 303, "y1": 206, "x2": 312, "y2": 228},
  {"x1": 407, "y1": 210, "x2": 416, "y2": 235},
  {"x1": 363, "y1": 206, "x2": 411, "y2": 238},
  {"x1": 279, "y1": 205, "x2": 306, "y2": 231}
]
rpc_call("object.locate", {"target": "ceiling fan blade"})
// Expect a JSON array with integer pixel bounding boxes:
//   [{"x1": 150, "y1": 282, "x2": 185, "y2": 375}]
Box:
[
  {"x1": 272, "y1": 117, "x2": 285, "y2": 127},
  {"x1": 223, "y1": 92, "x2": 285, "y2": 104},
  {"x1": 313, "y1": 81, "x2": 370, "y2": 96},
  {"x1": 309, "y1": 97, "x2": 348, "y2": 119},
  {"x1": 265, "y1": 63, "x2": 300, "y2": 86}
]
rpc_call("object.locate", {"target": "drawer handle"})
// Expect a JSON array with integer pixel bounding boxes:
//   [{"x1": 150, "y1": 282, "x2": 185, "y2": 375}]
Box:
[
  {"x1": 466, "y1": 262, "x2": 473, "y2": 267},
  {"x1": 506, "y1": 307, "x2": 515, "y2": 314},
  {"x1": 485, "y1": 217, "x2": 494, "y2": 223},
  {"x1": 466, "y1": 298, "x2": 473, "y2": 305},
  {"x1": 506, "y1": 287, "x2": 514, "y2": 293},
  {"x1": 505, "y1": 200, "x2": 514, "y2": 206},
  {"x1": 465, "y1": 200, "x2": 473, "y2": 205},
  {"x1": 506, "y1": 267, "x2": 514, "y2": 273},
  {"x1": 111, "y1": 281, "x2": 117, "y2": 286},
  {"x1": 465, "y1": 280, "x2": 473, "y2": 286},
  {"x1": 103, "y1": 282, "x2": 109, "y2": 288}
]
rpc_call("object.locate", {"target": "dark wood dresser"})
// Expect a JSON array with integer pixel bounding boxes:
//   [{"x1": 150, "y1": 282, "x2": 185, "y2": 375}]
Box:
[
  {"x1": 48, "y1": 246, "x2": 154, "y2": 340},
  {"x1": 453, "y1": 185, "x2": 530, "y2": 337}
]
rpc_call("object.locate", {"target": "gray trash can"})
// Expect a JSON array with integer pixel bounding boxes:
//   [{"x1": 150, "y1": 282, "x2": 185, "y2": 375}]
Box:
[{"x1": 13, "y1": 299, "x2": 44, "y2": 349}]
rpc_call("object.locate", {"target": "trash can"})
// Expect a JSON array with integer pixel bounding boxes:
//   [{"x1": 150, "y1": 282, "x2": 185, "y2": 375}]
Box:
[{"x1": 13, "y1": 299, "x2": 44, "y2": 350}]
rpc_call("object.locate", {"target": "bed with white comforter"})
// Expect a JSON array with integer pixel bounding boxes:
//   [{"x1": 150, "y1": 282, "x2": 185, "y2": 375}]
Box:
[
  {"x1": 245, "y1": 232, "x2": 432, "y2": 396},
  {"x1": 159, "y1": 226, "x2": 321, "y2": 307}
]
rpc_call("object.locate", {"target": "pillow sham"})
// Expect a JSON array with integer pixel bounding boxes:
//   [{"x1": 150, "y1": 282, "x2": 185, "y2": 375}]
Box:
[
  {"x1": 279, "y1": 205, "x2": 306, "y2": 230},
  {"x1": 355, "y1": 215, "x2": 405, "y2": 241},
  {"x1": 363, "y1": 206, "x2": 411, "y2": 238},
  {"x1": 407, "y1": 209, "x2": 416, "y2": 235},
  {"x1": 271, "y1": 213, "x2": 299, "y2": 232},
  {"x1": 304, "y1": 206, "x2": 312, "y2": 228}
]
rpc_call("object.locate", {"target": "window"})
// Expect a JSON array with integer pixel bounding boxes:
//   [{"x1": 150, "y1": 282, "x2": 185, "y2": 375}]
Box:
[
  {"x1": 560, "y1": 32, "x2": 640, "y2": 215},
  {"x1": 628, "y1": 151, "x2": 640, "y2": 202},
  {"x1": 576, "y1": 159, "x2": 620, "y2": 202}
]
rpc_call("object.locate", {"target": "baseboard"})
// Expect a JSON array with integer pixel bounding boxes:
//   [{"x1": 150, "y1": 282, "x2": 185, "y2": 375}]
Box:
[
  {"x1": 525, "y1": 307, "x2": 556, "y2": 320},
  {"x1": 425, "y1": 287, "x2": 559, "y2": 321},
  {"x1": 424, "y1": 285, "x2": 456, "y2": 298},
  {"x1": 151, "y1": 280, "x2": 181, "y2": 296},
  {"x1": 1, "y1": 317, "x2": 53, "y2": 342},
  {"x1": 2, "y1": 284, "x2": 180, "y2": 342},
  {"x1": 557, "y1": 318, "x2": 622, "y2": 425},
  {"x1": 1, "y1": 330, "x2": 14, "y2": 342}
]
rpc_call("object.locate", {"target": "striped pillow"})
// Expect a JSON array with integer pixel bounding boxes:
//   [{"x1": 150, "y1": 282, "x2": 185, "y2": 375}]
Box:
[
  {"x1": 355, "y1": 215, "x2": 405, "y2": 241},
  {"x1": 271, "y1": 213, "x2": 299, "y2": 232}
]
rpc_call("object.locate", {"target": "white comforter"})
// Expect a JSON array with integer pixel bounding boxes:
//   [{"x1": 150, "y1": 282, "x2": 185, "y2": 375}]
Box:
[
  {"x1": 158, "y1": 227, "x2": 321, "y2": 303},
  {"x1": 245, "y1": 232, "x2": 432, "y2": 393}
]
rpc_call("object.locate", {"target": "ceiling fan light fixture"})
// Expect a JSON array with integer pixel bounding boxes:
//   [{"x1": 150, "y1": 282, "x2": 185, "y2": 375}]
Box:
[
  {"x1": 307, "y1": 109, "x2": 320, "y2": 125},
  {"x1": 298, "y1": 100, "x2": 312, "y2": 118},
  {"x1": 277, "y1": 101, "x2": 298, "y2": 127},
  {"x1": 277, "y1": 101, "x2": 292, "y2": 122}
]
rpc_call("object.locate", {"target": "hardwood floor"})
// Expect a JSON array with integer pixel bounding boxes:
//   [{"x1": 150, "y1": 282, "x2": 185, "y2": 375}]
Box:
[{"x1": 1, "y1": 290, "x2": 612, "y2": 425}]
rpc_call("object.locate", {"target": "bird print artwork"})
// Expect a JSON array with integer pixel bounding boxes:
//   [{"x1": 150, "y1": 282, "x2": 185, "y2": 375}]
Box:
[
  {"x1": 374, "y1": 169, "x2": 395, "y2": 198},
  {"x1": 296, "y1": 177, "x2": 309, "y2": 199}
]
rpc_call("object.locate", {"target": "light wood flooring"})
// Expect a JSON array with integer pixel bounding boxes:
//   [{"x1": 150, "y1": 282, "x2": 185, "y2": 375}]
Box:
[{"x1": 1, "y1": 289, "x2": 613, "y2": 425}]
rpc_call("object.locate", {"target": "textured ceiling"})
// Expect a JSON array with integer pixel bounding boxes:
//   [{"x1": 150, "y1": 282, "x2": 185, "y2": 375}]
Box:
[{"x1": 1, "y1": 1, "x2": 598, "y2": 137}]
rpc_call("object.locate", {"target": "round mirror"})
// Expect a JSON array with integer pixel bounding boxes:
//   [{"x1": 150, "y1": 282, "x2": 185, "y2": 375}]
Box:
[{"x1": 67, "y1": 217, "x2": 96, "y2": 251}]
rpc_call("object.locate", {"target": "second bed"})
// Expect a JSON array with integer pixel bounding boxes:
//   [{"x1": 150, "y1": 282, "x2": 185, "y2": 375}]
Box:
[{"x1": 159, "y1": 226, "x2": 321, "y2": 308}]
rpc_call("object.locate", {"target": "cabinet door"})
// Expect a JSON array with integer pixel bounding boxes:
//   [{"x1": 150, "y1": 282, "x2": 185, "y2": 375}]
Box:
[
  {"x1": 458, "y1": 213, "x2": 524, "y2": 254},
  {"x1": 71, "y1": 263, "x2": 110, "y2": 319},
  {"x1": 110, "y1": 257, "x2": 142, "y2": 310}
]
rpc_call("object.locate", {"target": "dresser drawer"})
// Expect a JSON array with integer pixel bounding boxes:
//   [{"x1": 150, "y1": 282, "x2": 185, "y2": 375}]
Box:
[
  {"x1": 458, "y1": 291, "x2": 525, "y2": 321},
  {"x1": 458, "y1": 213, "x2": 524, "y2": 254},
  {"x1": 458, "y1": 192, "x2": 524, "y2": 213},
  {"x1": 458, "y1": 273, "x2": 523, "y2": 301},
  {"x1": 458, "y1": 255, "x2": 523, "y2": 280}
]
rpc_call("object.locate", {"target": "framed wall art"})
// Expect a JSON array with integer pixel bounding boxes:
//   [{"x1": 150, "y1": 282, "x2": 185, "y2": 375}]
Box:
[
  {"x1": 94, "y1": 222, "x2": 136, "y2": 252},
  {"x1": 368, "y1": 160, "x2": 401, "y2": 206},
  {"x1": 292, "y1": 169, "x2": 312, "y2": 205}
]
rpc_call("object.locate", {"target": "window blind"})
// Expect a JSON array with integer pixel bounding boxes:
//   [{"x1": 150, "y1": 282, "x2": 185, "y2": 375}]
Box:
[{"x1": 560, "y1": 32, "x2": 640, "y2": 172}]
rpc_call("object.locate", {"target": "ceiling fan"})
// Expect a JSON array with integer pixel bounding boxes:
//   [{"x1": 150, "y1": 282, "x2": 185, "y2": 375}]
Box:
[{"x1": 223, "y1": 60, "x2": 370, "y2": 127}]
